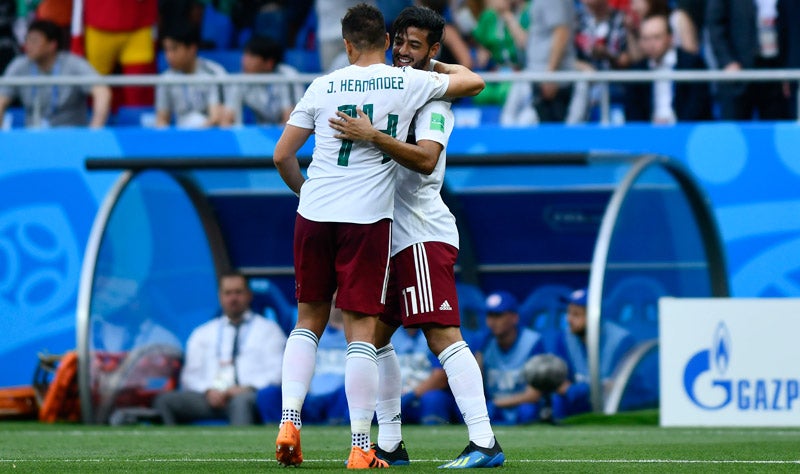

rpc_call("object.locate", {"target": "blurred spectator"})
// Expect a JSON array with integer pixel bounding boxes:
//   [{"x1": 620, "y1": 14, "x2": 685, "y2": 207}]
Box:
[
  {"x1": 256, "y1": 296, "x2": 348, "y2": 425},
  {"x1": 92, "y1": 279, "x2": 182, "y2": 353},
  {"x1": 34, "y1": 0, "x2": 72, "y2": 48},
  {"x1": 501, "y1": 0, "x2": 576, "y2": 124},
  {"x1": 70, "y1": 0, "x2": 158, "y2": 107},
  {"x1": 678, "y1": 0, "x2": 706, "y2": 36},
  {"x1": 470, "y1": 0, "x2": 529, "y2": 106},
  {"x1": 625, "y1": 0, "x2": 699, "y2": 63},
  {"x1": 158, "y1": 0, "x2": 205, "y2": 46},
  {"x1": 476, "y1": 291, "x2": 547, "y2": 425},
  {"x1": 706, "y1": 0, "x2": 791, "y2": 120},
  {"x1": 224, "y1": 36, "x2": 304, "y2": 125},
  {"x1": 0, "y1": 0, "x2": 18, "y2": 73},
  {"x1": 153, "y1": 272, "x2": 286, "y2": 426},
  {"x1": 575, "y1": 0, "x2": 630, "y2": 71},
  {"x1": 449, "y1": 0, "x2": 481, "y2": 36},
  {"x1": 155, "y1": 24, "x2": 231, "y2": 128},
  {"x1": 316, "y1": 0, "x2": 373, "y2": 72},
  {"x1": 548, "y1": 288, "x2": 636, "y2": 419},
  {"x1": 777, "y1": 0, "x2": 800, "y2": 120},
  {"x1": 624, "y1": 14, "x2": 712, "y2": 123},
  {"x1": 0, "y1": 19, "x2": 111, "y2": 128},
  {"x1": 472, "y1": 0, "x2": 527, "y2": 69},
  {"x1": 417, "y1": 0, "x2": 475, "y2": 68},
  {"x1": 571, "y1": 0, "x2": 631, "y2": 122}
]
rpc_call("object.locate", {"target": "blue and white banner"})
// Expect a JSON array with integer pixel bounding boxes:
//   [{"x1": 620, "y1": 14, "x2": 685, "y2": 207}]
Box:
[{"x1": 660, "y1": 298, "x2": 800, "y2": 426}]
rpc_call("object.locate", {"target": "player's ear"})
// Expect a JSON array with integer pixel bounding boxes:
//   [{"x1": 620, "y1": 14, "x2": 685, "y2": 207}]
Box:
[
  {"x1": 344, "y1": 38, "x2": 355, "y2": 63},
  {"x1": 429, "y1": 42, "x2": 441, "y2": 61},
  {"x1": 384, "y1": 32, "x2": 390, "y2": 51}
]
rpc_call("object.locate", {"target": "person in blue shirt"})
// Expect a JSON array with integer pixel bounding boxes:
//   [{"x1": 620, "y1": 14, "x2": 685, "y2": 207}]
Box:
[
  {"x1": 477, "y1": 291, "x2": 547, "y2": 425},
  {"x1": 549, "y1": 287, "x2": 636, "y2": 419}
]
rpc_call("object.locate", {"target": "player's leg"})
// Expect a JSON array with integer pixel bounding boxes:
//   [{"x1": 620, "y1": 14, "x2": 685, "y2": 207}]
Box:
[
  {"x1": 276, "y1": 215, "x2": 336, "y2": 466},
  {"x1": 152, "y1": 390, "x2": 222, "y2": 425},
  {"x1": 226, "y1": 389, "x2": 258, "y2": 425},
  {"x1": 402, "y1": 241, "x2": 503, "y2": 468},
  {"x1": 373, "y1": 261, "x2": 409, "y2": 464},
  {"x1": 336, "y1": 219, "x2": 391, "y2": 469},
  {"x1": 118, "y1": 26, "x2": 157, "y2": 106}
]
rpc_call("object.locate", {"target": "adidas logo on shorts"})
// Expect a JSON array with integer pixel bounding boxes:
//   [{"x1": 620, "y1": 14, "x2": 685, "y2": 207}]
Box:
[{"x1": 439, "y1": 300, "x2": 453, "y2": 311}]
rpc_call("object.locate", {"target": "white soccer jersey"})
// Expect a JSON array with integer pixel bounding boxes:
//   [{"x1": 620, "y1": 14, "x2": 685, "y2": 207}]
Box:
[
  {"x1": 391, "y1": 100, "x2": 459, "y2": 256},
  {"x1": 288, "y1": 63, "x2": 450, "y2": 224}
]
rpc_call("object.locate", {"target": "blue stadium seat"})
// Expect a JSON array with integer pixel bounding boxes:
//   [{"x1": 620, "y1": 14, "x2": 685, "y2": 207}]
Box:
[
  {"x1": 198, "y1": 50, "x2": 242, "y2": 73},
  {"x1": 293, "y1": 8, "x2": 317, "y2": 50},
  {"x1": 518, "y1": 284, "x2": 573, "y2": 331},
  {"x1": 249, "y1": 277, "x2": 296, "y2": 337},
  {"x1": 113, "y1": 106, "x2": 156, "y2": 127},
  {"x1": 602, "y1": 276, "x2": 668, "y2": 340},
  {"x1": 3, "y1": 107, "x2": 25, "y2": 128},
  {"x1": 201, "y1": 3, "x2": 234, "y2": 49},
  {"x1": 284, "y1": 48, "x2": 320, "y2": 73}
]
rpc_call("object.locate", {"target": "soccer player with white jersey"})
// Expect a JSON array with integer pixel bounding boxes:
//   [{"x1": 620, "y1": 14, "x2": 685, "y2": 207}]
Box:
[
  {"x1": 328, "y1": 6, "x2": 504, "y2": 469},
  {"x1": 272, "y1": 3, "x2": 485, "y2": 469}
]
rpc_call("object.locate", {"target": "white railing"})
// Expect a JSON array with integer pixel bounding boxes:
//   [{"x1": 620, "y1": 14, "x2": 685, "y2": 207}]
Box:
[{"x1": 2, "y1": 69, "x2": 799, "y2": 124}]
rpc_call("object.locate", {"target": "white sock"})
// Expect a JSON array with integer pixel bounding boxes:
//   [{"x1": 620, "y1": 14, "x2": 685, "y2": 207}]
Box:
[
  {"x1": 376, "y1": 344, "x2": 402, "y2": 451},
  {"x1": 346, "y1": 341, "x2": 379, "y2": 448},
  {"x1": 439, "y1": 341, "x2": 494, "y2": 448},
  {"x1": 280, "y1": 328, "x2": 319, "y2": 428}
]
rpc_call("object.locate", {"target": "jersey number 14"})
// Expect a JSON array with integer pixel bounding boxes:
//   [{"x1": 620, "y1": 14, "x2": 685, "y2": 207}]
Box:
[{"x1": 337, "y1": 104, "x2": 398, "y2": 166}]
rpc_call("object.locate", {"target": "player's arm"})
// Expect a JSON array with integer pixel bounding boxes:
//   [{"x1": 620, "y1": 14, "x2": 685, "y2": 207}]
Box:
[
  {"x1": 432, "y1": 60, "x2": 485, "y2": 99},
  {"x1": 412, "y1": 368, "x2": 449, "y2": 397},
  {"x1": 492, "y1": 385, "x2": 542, "y2": 408},
  {"x1": 89, "y1": 85, "x2": 111, "y2": 128},
  {"x1": 328, "y1": 108, "x2": 441, "y2": 175},
  {"x1": 274, "y1": 124, "x2": 313, "y2": 195},
  {"x1": 0, "y1": 95, "x2": 10, "y2": 120}
]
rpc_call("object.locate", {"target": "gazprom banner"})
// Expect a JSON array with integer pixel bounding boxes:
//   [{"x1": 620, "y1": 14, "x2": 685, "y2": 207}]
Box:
[{"x1": 660, "y1": 298, "x2": 800, "y2": 426}]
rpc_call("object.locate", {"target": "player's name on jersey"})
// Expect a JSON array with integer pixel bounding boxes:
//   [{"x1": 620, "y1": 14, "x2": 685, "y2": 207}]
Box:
[{"x1": 327, "y1": 76, "x2": 405, "y2": 94}]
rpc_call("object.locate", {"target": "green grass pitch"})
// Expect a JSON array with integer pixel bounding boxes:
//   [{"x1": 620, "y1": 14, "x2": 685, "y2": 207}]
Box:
[{"x1": 1, "y1": 411, "x2": 799, "y2": 472}]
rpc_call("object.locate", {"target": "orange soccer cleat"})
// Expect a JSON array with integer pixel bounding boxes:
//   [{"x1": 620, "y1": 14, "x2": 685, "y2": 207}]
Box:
[
  {"x1": 346, "y1": 446, "x2": 389, "y2": 469},
  {"x1": 275, "y1": 421, "x2": 303, "y2": 467}
]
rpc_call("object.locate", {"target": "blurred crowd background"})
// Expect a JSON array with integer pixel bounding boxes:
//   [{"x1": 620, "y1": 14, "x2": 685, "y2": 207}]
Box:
[{"x1": 0, "y1": 0, "x2": 798, "y2": 128}]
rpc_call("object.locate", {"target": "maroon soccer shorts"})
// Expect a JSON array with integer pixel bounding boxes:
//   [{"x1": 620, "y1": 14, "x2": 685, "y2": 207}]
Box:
[
  {"x1": 381, "y1": 241, "x2": 461, "y2": 328},
  {"x1": 293, "y1": 214, "x2": 391, "y2": 316}
]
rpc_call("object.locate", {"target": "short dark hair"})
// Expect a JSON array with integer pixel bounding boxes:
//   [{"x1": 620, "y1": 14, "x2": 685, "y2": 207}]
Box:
[
  {"x1": 27, "y1": 19, "x2": 64, "y2": 50},
  {"x1": 243, "y1": 36, "x2": 284, "y2": 64},
  {"x1": 392, "y1": 6, "x2": 445, "y2": 48},
  {"x1": 341, "y1": 3, "x2": 386, "y2": 51},
  {"x1": 163, "y1": 23, "x2": 201, "y2": 47}
]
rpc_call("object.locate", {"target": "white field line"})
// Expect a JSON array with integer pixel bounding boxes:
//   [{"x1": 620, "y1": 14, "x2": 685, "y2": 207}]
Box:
[
  {"x1": 1, "y1": 458, "x2": 799, "y2": 464},
  {"x1": 6, "y1": 428, "x2": 800, "y2": 437}
]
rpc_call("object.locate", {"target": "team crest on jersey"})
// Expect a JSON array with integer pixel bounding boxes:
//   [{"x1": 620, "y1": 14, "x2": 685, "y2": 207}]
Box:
[{"x1": 430, "y1": 112, "x2": 445, "y2": 132}]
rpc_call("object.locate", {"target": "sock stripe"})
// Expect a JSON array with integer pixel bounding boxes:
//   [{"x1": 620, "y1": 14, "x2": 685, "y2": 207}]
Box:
[
  {"x1": 289, "y1": 328, "x2": 319, "y2": 346},
  {"x1": 376, "y1": 344, "x2": 395, "y2": 359},
  {"x1": 438, "y1": 340, "x2": 468, "y2": 366},
  {"x1": 347, "y1": 342, "x2": 378, "y2": 362}
]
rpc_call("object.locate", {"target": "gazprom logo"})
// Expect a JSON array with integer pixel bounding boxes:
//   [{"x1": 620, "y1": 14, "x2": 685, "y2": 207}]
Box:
[{"x1": 683, "y1": 322, "x2": 799, "y2": 411}]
